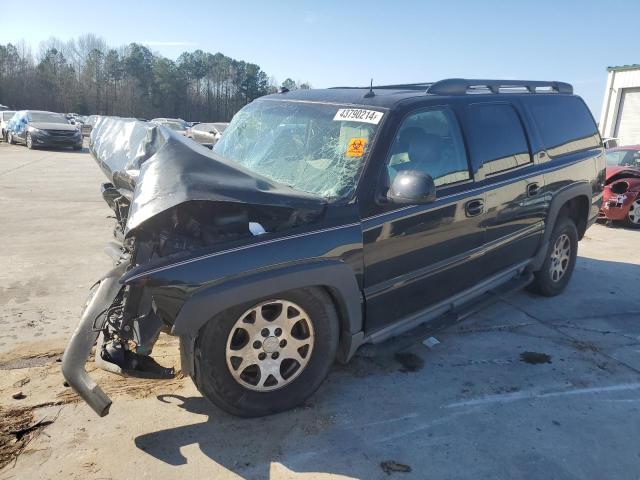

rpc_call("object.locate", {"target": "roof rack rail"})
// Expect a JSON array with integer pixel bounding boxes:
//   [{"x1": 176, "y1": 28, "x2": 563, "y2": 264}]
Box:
[
  {"x1": 426, "y1": 78, "x2": 573, "y2": 95},
  {"x1": 330, "y1": 82, "x2": 433, "y2": 91}
]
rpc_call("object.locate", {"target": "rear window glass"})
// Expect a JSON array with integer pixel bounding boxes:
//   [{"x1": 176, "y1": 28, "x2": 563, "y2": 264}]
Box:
[
  {"x1": 528, "y1": 96, "x2": 600, "y2": 157},
  {"x1": 466, "y1": 103, "x2": 531, "y2": 175}
]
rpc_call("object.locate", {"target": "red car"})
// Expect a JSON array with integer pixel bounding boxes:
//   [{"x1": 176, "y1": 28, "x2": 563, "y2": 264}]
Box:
[{"x1": 599, "y1": 146, "x2": 640, "y2": 227}]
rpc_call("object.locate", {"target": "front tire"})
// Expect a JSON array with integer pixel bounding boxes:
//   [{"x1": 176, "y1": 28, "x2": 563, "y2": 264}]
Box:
[
  {"x1": 530, "y1": 216, "x2": 578, "y2": 297},
  {"x1": 193, "y1": 287, "x2": 339, "y2": 417},
  {"x1": 26, "y1": 133, "x2": 34, "y2": 149},
  {"x1": 6, "y1": 131, "x2": 14, "y2": 145},
  {"x1": 623, "y1": 197, "x2": 640, "y2": 229}
]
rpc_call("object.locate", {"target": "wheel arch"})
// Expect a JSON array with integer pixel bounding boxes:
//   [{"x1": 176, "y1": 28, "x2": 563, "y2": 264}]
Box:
[
  {"x1": 531, "y1": 182, "x2": 592, "y2": 271},
  {"x1": 544, "y1": 182, "x2": 592, "y2": 242},
  {"x1": 174, "y1": 260, "x2": 364, "y2": 375}
]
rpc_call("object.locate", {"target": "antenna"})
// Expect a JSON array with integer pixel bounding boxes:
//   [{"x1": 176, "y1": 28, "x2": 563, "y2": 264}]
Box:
[{"x1": 364, "y1": 78, "x2": 375, "y2": 98}]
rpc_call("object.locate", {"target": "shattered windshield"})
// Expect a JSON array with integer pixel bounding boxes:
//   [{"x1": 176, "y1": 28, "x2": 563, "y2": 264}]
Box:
[{"x1": 213, "y1": 100, "x2": 383, "y2": 199}]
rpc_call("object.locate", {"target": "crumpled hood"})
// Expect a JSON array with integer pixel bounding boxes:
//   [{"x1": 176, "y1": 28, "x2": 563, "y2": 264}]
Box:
[
  {"x1": 30, "y1": 122, "x2": 78, "y2": 131},
  {"x1": 89, "y1": 117, "x2": 326, "y2": 233}
]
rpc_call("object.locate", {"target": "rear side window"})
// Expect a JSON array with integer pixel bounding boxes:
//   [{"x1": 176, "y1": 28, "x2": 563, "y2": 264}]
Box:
[
  {"x1": 466, "y1": 103, "x2": 531, "y2": 176},
  {"x1": 528, "y1": 96, "x2": 600, "y2": 157}
]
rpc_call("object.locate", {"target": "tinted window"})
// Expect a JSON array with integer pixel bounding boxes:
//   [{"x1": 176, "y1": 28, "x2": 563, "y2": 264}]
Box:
[
  {"x1": 528, "y1": 96, "x2": 600, "y2": 156},
  {"x1": 466, "y1": 103, "x2": 531, "y2": 175},
  {"x1": 387, "y1": 109, "x2": 470, "y2": 187}
]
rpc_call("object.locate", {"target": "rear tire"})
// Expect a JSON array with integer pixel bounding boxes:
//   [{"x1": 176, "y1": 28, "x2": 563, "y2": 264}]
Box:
[
  {"x1": 193, "y1": 287, "x2": 339, "y2": 417},
  {"x1": 529, "y1": 216, "x2": 578, "y2": 297}
]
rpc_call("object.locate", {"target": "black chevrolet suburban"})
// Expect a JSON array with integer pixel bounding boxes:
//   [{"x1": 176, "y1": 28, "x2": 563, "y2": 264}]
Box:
[{"x1": 62, "y1": 79, "x2": 605, "y2": 418}]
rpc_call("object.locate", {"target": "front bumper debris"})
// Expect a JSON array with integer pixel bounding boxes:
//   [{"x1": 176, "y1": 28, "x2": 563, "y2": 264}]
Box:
[{"x1": 61, "y1": 265, "x2": 125, "y2": 416}]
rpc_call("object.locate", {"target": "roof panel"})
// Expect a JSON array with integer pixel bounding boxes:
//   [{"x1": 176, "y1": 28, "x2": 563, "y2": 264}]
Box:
[{"x1": 260, "y1": 88, "x2": 423, "y2": 108}]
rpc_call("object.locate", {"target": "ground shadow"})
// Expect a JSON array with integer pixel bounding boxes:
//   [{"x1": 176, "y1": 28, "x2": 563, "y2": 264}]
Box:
[{"x1": 134, "y1": 256, "x2": 640, "y2": 478}]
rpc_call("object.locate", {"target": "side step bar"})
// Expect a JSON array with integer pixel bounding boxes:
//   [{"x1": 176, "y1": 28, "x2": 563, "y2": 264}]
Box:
[{"x1": 365, "y1": 261, "x2": 533, "y2": 345}]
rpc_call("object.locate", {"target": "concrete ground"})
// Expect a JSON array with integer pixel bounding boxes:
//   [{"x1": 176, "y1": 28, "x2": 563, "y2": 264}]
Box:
[{"x1": 1, "y1": 142, "x2": 639, "y2": 480}]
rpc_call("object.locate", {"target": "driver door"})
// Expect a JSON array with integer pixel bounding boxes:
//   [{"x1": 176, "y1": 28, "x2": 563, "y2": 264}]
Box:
[{"x1": 362, "y1": 107, "x2": 485, "y2": 333}]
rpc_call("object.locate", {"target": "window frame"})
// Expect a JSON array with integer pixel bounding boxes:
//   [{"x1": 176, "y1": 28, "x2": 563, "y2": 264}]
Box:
[
  {"x1": 523, "y1": 95, "x2": 601, "y2": 160},
  {"x1": 463, "y1": 101, "x2": 534, "y2": 182},
  {"x1": 377, "y1": 105, "x2": 474, "y2": 200}
]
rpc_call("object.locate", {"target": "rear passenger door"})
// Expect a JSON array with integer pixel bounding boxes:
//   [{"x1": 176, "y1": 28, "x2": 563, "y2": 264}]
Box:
[{"x1": 462, "y1": 102, "x2": 545, "y2": 277}]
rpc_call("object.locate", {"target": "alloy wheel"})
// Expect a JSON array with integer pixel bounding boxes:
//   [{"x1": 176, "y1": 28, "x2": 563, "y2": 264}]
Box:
[
  {"x1": 628, "y1": 199, "x2": 640, "y2": 225},
  {"x1": 549, "y1": 233, "x2": 571, "y2": 282},
  {"x1": 225, "y1": 299, "x2": 315, "y2": 392}
]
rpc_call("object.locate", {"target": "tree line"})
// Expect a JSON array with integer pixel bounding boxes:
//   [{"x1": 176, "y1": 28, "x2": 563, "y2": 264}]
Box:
[{"x1": 0, "y1": 34, "x2": 310, "y2": 121}]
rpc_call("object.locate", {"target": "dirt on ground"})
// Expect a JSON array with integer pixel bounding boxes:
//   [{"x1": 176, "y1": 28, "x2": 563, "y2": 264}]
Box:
[{"x1": 0, "y1": 334, "x2": 185, "y2": 470}]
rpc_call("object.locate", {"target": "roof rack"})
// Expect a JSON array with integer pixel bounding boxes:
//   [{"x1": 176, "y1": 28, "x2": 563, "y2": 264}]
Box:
[
  {"x1": 330, "y1": 82, "x2": 433, "y2": 91},
  {"x1": 426, "y1": 78, "x2": 573, "y2": 95}
]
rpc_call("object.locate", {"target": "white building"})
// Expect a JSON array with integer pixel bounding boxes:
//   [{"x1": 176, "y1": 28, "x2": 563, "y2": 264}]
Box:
[{"x1": 600, "y1": 64, "x2": 640, "y2": 146}]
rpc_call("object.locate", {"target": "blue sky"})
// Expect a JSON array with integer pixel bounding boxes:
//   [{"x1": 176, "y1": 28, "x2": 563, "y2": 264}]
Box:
[{"x1": 1, "y1": 0, "x2": 638, "y2": 118}]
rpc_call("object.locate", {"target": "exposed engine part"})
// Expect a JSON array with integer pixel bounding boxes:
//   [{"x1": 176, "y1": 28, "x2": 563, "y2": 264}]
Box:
[
  {"x1": 96, "y1": 332, "x2": 174, "y2": 379},
  {"x1": 94, "y1": 185, "x2": 322, "y2": 378}
]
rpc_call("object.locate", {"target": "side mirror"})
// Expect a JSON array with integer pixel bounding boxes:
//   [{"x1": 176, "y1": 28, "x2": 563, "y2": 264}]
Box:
[{"x1": 387, "y1": 170, "x2": 436, "y2": 204}]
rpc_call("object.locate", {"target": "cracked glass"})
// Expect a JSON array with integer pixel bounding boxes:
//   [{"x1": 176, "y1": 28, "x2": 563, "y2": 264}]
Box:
[{"x1": 213, "y1": 100, "x2": 382, "y2": 199}]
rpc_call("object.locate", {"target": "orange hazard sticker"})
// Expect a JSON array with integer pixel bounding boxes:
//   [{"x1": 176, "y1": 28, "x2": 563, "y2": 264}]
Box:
[{"x1": 346, "y1": 137, "x2": 367, "y2": 157}]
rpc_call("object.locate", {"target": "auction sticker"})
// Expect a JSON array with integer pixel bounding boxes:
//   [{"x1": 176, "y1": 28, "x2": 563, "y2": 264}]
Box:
[
  {"x1": 346, "y1": 138, "x2": 367, "y2": 157},
  {"x1": 334, "y1": 108, "x2": 384, "y2": 124}
]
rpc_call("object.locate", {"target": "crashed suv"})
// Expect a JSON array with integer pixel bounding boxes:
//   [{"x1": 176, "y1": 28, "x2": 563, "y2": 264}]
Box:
[{"x1": 62, "y1": 78, "x2": 605, "y2": 418}]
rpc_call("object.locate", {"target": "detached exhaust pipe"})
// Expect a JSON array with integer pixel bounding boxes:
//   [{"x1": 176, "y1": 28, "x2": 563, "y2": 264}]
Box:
[{"x1": 61, "y1": 265, "x2": 125, "y2": 417}]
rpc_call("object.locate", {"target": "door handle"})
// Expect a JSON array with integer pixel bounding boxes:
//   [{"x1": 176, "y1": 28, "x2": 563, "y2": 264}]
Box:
[
  {"x1": 465, "y1": 199, "x2": 484, "y2": 217},
  {"x1": 527, "y1": 182, "x2": 540, "y2": 197}
]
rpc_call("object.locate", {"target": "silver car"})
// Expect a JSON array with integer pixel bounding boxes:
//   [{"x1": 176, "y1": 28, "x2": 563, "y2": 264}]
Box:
[
  {"x1": 151, "y1": 118, "x2": 192, "y2": 137},
  {"x1": 1, "y1": 110, "x2": 16, "y2": 141},
  {"x1": 191, "y1": 122, "x2": 228, "y2": 148}
]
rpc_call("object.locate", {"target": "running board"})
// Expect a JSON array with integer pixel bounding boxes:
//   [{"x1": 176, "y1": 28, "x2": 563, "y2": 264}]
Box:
[{"x1": 365, "y1": 261, "x2": 533, "y2": 345}]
